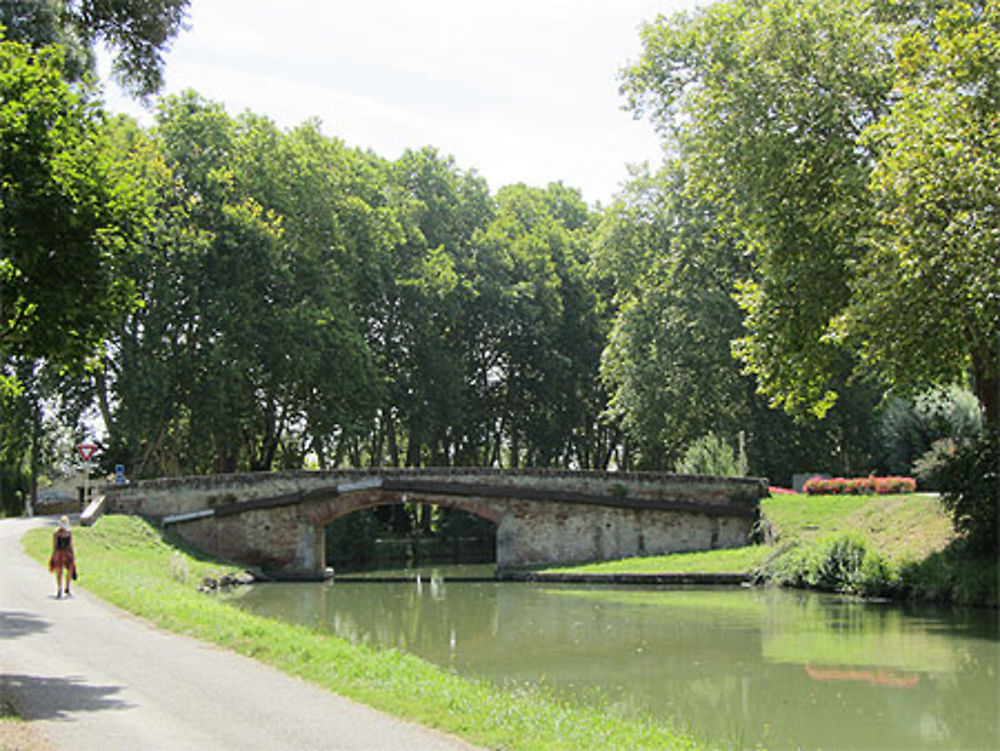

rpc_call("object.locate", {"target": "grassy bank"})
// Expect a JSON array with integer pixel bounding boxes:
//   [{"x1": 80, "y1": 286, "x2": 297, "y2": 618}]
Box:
[
  {"x1": 22, "y1": 517, "x2": 703, "y2": 751},
  {"x1": 548, "y1": 493, "x2": 998, "y2": 607}
]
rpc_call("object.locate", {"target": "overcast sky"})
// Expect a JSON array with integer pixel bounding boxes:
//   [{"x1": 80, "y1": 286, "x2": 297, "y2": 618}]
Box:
[{"x1": 99, "y1": 0, "x2": 702, "y2": 206}]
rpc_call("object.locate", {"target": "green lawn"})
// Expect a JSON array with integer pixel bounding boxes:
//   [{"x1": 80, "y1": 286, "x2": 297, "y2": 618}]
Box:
[
  {"x1": 546, "y1": 545, "x2": 772, "y2": 575},
  {"x1": 764, "y1": 493, "x2": 951, "y2": 553}
]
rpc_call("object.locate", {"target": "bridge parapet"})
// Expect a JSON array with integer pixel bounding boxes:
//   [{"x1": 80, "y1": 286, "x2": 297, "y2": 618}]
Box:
[{"x1": 104, "y1": 467, "x2": 765, "y2": 516}]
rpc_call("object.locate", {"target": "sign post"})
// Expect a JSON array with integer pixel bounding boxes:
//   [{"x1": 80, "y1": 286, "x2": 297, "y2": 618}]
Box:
[{"x1": 77, "y1": 443, "x2": 98, "y2": 509}]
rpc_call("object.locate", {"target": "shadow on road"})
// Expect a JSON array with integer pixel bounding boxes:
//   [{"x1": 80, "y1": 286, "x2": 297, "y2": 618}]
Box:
[
  {"x1": 0, "y1": 674, "x2": 130, "y2": 720},
  {"x1": 0, "y1": 612, "x2": 49, "y2": 640}
]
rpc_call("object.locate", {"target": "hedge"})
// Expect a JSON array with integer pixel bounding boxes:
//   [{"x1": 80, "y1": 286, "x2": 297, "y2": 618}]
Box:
[{"x1": 803, "y1": 476, "x2": 917, "y2": 495}]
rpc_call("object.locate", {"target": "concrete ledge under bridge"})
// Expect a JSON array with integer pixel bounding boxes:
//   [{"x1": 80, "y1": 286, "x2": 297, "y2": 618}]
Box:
[{"x1": 102, "y1": 468, "x2": 769, "y2": 580}]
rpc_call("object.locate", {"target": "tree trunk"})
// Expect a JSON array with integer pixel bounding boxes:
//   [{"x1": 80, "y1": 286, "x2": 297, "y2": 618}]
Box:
[
  {"x1": 971, "y1": 344, "x2": 999, "y2": 430},
  {"x1": 29, "y1": 390, "x2": 40, "y2": 515},
  {"x1": 94, "y1": 366, "x2": 116, "y2": 441},
  {"x1": 386, "y1": 409, "x2": 399, "y2": 467},
  {"x1": 405, "y1": 434, "x2": 421, "y2": 468},
  {"x1": 313, "y1": 435, "x2": 326, "y2": 469}
]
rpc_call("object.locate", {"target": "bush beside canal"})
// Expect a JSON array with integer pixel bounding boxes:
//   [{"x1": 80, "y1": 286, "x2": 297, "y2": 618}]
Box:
[
  {"x1": 754, "y1": 533, "x2": 998, "y2": 606},
  {"x1": 760, "y1": 493, "x2": 997, "y2": 607},
  {"x1": 22, "y1": 517, "x2": 704, "y2": 751}
]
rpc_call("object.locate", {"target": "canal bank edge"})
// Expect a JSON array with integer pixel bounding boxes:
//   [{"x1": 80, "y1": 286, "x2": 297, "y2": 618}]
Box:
[
  {"x1": 329, "y1": 571, "x2": 752, "y2": 585},
  {"x1": 496, "y1": 571, "x2": 751, "y2": 585}
]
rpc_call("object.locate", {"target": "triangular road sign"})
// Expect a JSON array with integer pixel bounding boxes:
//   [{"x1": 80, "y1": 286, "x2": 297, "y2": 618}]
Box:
[{"x1": 77, "y1": 444, "x2": 98, "y2": 462}]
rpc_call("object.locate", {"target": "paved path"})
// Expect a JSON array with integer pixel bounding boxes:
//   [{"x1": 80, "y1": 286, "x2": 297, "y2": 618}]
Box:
[{"x1": 0, "y1": 516, "x2": 480, "y2": 750}]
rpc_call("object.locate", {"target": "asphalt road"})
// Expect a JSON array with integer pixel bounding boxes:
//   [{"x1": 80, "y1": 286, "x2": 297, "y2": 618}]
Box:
[{"x1": 0, "y1": 515, "x2": 480, "y2": 750}]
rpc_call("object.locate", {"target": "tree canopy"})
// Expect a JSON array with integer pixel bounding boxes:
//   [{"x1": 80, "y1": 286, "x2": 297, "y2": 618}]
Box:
[
  {"x1": 0, "y1": 35, "x2": 142, "y2": 371},
  {"x1": 0, "y1": 0, "x2": 190, "y2": 96},
  {"x1": 621, "y1": 0, "x2": 999, "y2": 432},
  {"x1": 860, "y1": 0, "x2": 1000, "y2": 426}
]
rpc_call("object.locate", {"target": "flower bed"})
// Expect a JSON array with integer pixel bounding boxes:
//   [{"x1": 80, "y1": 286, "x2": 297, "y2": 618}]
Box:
[{"x1": 803, "y1": 476, "x2": 917, "y2": 495}]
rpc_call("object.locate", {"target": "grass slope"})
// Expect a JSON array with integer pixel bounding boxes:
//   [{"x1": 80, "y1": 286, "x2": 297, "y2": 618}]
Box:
[
  {"x1": 548, "y1": 493, "x2": 997, "y2": 607},
  {"x1": 548, "y1": 493, "x2": 953, "y2": 575},
  {"x1": 22, "y1": 517, "x2": 702, "y2": 751}
]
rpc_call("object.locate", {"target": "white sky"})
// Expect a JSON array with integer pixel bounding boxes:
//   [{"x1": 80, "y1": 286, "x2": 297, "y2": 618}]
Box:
[{"x1": 99, "y1": 0, "x2": 702, "y2": 206}]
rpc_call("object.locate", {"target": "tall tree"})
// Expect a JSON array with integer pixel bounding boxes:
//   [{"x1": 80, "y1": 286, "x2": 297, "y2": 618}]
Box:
[
  {"x1": 621, "y1": 0, "x2": 894, "y2": 419},
  {"x1": 595, "y1": 161, "x2": 883, "y2": 479},
  {"x1": 0, "y1": 35, "x2": 142, "y2": 374},
  {"x1": 861, "y1": 0, "x2": 1000, "y2": 428},
  {"x1": 97, "y1": 95, "x2": 390, "y2": 476},
  {"x1": 622, "y1": 0, "x2": 999, "y2": 432},
  {"x1": 472, "y1": 183, "x2": 603, "y2": 468},
  {"x1": 596, "y1": 162, "x2": 751, "y2": 469},
  {"x1": 376, "y1": 147, "x2": 492, "y2": 467}
]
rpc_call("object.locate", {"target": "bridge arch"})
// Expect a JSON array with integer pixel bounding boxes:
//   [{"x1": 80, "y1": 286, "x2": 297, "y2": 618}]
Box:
[
  {"x1": 302, "y1": 488, "x2": 503, "y2": 573},
  {"x1": 321, "y1": 496, "x2": 499, "y2": 573},
  {"x1": 306, "y1": 488, "x2": 505, "y2": 529}
]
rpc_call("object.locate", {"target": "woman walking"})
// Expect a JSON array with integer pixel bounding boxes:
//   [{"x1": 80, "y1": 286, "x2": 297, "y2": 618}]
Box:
[{"x1": 49, "y1": 516, "x2": 76, "y2": 598}]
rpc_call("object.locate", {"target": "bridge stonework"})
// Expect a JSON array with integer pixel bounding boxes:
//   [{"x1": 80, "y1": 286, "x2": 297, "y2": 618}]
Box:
[{"x1": 102, "y1": 468, "x2": 768, "y2": 579}]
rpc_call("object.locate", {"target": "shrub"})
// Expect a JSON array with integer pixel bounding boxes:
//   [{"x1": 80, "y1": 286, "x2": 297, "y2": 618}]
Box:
[
  {"x1": 755, "y1": 542, "x2": 814, "y2": 588},
  {"x1": 755, "y1": 533, "x2": 899, "y2": 597},
  {"x1": 898, "y1": 545, "x2": 998, "y2": 607},
  {"x1": 918, "y1": 429, "x2": 999, "y2": 555},
  {"x1": 802, "y1": 475, "x2": 916, "y2": 495},
  {"x1": 675, "y1": 432, "x2": 744, "y2": 476},
  {"x1": 913, "y1": 438, "x2": 956, "y2": 492},
  {"x1": 877, "y1": 386, "x2": 983, "y2": 475},
  {"x1": 855, "y1": 551, "x2": 899, "y2": 598}
]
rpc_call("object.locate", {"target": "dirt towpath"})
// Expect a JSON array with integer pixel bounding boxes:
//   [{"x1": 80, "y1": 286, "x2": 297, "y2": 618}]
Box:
[{"x1": 0, "y1": 516, "x2": 480, "y2": 750}]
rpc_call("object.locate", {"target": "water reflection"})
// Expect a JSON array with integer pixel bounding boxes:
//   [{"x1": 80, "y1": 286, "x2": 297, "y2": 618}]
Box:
[{"x1": 226, "y1": 576, "x2": 999, "y2": 750}]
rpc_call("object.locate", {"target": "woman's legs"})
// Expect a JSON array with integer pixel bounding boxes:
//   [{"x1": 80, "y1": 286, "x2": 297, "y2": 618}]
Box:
[{"x1": 55, "y1": 568, "x2": 63, "y2": 597}]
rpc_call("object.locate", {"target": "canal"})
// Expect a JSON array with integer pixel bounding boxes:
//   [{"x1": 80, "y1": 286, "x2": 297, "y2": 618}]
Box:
[{"x1": 223, "y1": 569, "x2": 999, "y2": 749}]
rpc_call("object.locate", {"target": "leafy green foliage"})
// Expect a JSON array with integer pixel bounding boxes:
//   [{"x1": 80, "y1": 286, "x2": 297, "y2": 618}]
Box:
[
  {"x1": 758, "y1": 533, "x2": 896, "y2": 596},
  {"x1": 472, "y1": 182, "x2": 605, "y2": 468},
  {"x1": 756, "y1": 529, "x2": 997, "y2": 606},
  {"x1": 920, "y1": 429, "x2": 999, "y2": 554},
  {"x1": 898, "y1": 545, "x2": 999, "y2": 606},
  {"x1": 618, "y1": 0, "x2": 998, "y2": 549},
  {"x1": 595, "y1": 163, "x2": 751, "y2": 469},
  {"x1": 860, "y1": 0, "x2": 1000, "y2": 428},
  {"x1": 877, "y1": 386, "x2": 984, "y2": 475},
  {"x1": 95, "y1": 95, "x2": 388, "y2": 476},
  {"x1": 0, "y1": 35, "x2": 142, "y2": 368},
  {"x1": 674, "y1": 432, "x2": 743, "y2": 477},
  {"x1": 621, "y1": 0, "x2": 999, "y2": 437},
  {"x1": 622, "y1": 0, "x2": 894, "y2": 419},
  {"x1": 0, "y1": 0, "x2": 190, "y2": 96},
  {"x1": 76, "y1": 95, "x2": 616, "y2": 480},
  {"x1": 593, "y1": 160, "x2": 886, "y2": 478}
]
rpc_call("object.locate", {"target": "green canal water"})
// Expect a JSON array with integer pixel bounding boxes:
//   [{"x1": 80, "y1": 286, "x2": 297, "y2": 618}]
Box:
[{"x1": 224, "y1": 569, "x2": 999, "y2": 749}]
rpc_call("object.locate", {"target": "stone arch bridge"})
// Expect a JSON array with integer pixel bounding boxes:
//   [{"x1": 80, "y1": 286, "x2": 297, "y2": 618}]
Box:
[{"x1": 101, "y1": 468, "x2": 769, "y2": 579}]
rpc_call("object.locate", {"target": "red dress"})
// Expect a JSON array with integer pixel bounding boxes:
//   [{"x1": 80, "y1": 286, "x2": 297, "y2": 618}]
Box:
[{"x1": 49, "y1": 529, "x2": 75, "y2": 574}]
